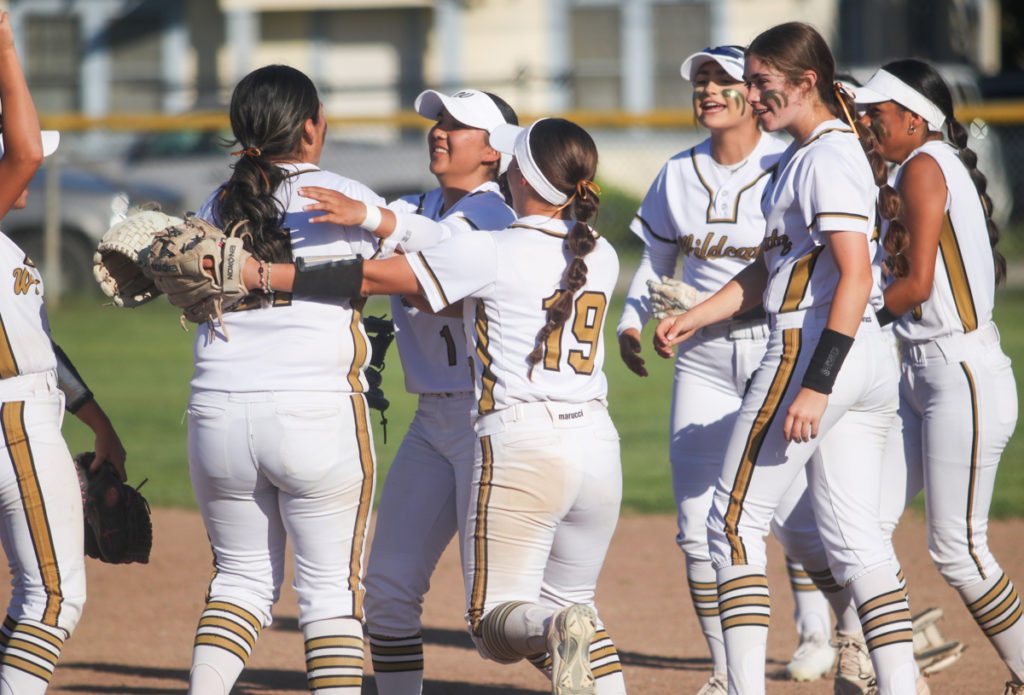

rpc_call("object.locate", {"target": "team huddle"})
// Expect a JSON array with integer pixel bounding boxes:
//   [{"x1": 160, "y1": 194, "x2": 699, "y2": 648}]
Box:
[{"x1": 0, "y1": 10, "x2": 1018, "y2": 695}]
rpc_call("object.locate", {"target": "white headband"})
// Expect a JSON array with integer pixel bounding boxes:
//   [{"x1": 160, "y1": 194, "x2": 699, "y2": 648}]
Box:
[
  {"x1": 489, "y1": 119, "x2": 568, "y2": 206},
  {"x1": 856, "y1": 69, "x2": 946, "y2": 132}
]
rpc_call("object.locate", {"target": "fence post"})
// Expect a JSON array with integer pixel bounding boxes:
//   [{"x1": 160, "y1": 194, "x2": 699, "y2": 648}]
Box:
[{"x1": 43, "y1": 152, "x2": 62, "y2": 310}]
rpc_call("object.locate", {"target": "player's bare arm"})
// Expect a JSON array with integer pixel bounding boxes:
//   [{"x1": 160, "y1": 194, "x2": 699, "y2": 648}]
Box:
[
  {"x1": 300, "y1": 185, "x2": 398, "y2": 239},
  {"x1": 882, "y1": 153, "x2": 945, "y2": 315}
]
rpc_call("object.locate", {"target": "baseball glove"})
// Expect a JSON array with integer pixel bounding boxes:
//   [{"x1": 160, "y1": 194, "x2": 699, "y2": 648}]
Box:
[
  {"x1": 647, "y1": 276, "x2": 713, "y2": 319},
  {"x1": 142, "y1": 216, "x2": 253, "y2": 334},
  {"x1": 362, "y1": 315, "x2": 395, "y2": 439},
  {"x1": 93, "y1": 208, "x2": 183, "y2": 308},
  {"x1": 73, "y1": 452, "x2": 152, "y2": 565}
]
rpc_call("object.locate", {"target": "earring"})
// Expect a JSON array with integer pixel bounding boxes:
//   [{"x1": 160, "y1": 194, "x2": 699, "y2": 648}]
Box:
[{"x1": 908, "y1": 124, "x2": 917, "y2": 134}]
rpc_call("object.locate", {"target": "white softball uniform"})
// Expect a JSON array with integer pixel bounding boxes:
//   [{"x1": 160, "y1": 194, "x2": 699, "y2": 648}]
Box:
[
  {"x1": 363, "y1": 182, "x2": 514, "y2": 690},
  {"x1": 0, "y1": 233, "x2": 86, "y2": 692},
  {"x1": 187, "y1": 164, "x2": 383, "y2": 691},
  {"x1": 889, "y1": 141, "x2": 1023, "y2": 678},
  {"x1": 706, "y1": 121, "x2": 915, "y2": 695},
  {"x1": 617, "y1": 132, "x2": 833, "y2": 671},
  {"x1": 406, "y1": 216, "x2": 627, "y2": 689}
]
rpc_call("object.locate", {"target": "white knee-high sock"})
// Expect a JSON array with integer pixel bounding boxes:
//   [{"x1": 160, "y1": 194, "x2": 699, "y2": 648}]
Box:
[
  {"x1": 686, "y1": 557, "x2": 727, "y2": 675},
  {"x1": 0, "y1": 618, "x2": 65, "y2": 695},
  {"x1": 368, "y1": 631, "x2": 424, "y2": 695},
  {"x1": 960, "y1": 572, "x2": 1024, "y2": 682},
  {"x1": 848, "y1": 567, "x2": 916, "y2": 695},
  {"x1": 717, "y1": 565, "x2": 770, "y2": 695},
  {"x1": 303, "y1": 617, "x2": 365, "y2": 694},
  {"x1": 190, "y1": 599, "x2": 263, "y2": 694},
  {"x1": 786, "y1": 558, "x2": 832, "y2": 637}
]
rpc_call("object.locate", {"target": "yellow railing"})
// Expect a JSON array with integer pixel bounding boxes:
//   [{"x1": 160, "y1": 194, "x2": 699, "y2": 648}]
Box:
[{"x1": 38, "y1": 100, "x2": 1024, "y2": 132}]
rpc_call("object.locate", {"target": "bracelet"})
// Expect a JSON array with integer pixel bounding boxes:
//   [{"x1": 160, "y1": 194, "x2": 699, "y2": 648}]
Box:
[
  {"x1": 801, "y1": 328, "x2": 855, "y2": 395},
  {"x1": 256, "y1": 261, "x2": 269, "y2": 294},
  {"x1": 265, "y1": 261, "x2": 274, "y2": 295},
  {"x1": 875, "y1": 306, "x2": 897, "y2": 327},
  {"x1": 360, "y1": 203, "x2": 383, "y2": 233}
]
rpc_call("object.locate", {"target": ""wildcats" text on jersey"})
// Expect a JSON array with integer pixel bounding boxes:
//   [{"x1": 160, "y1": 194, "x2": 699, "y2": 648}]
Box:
[{"x1": 678, "y1": 232, "x2": 760, "y2": 262}]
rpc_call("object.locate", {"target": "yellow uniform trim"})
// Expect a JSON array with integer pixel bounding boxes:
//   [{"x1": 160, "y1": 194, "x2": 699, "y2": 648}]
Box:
[
  {"x1": 413, "y1": 252, "x2": 451, "y2": 307},
  {"x1": 474, "y1": 301, "x2": 497, "y2": 415},
  {"x1": 0, "y1": 314, "x2": 18, "y2": 378},
  {"x1": 468, "y1": 435, "x2": 495, "y2": 633},
  {"x1": 306, "y1": 635, "x2": 366, "y2": 650},
  {"x1": 195, "y1": 633, "x2": 249, "y2": 661},
  {"x1": 348, "y1": 395, "x2": 375, "y2": 620},
  {"x1": 723, "y1": 330, "x2": 801, "y2": 562},
  {"x1": 2, "y1": 402, "x2": 63, "y2": 625},
  {"x1": 346, "y1": 300, "x2": 368, "y2": 392},
  {"x1": 779, "y1": 247, "x2": 825, "y2": 313},
  {"x1": 937, "y1": 213, "x2": 978, "y2": 333}
]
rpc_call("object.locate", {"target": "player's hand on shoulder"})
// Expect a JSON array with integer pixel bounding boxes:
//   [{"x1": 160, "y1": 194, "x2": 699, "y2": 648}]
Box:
[
  {"x1": 618, "y1": 328, "x2": 648, "y2": 377},
  {"x1": 300, "y1": 186, "x2": 367, "y2": 227}
]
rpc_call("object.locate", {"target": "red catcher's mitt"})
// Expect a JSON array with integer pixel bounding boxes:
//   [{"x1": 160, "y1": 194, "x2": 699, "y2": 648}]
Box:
[{"x1": 73, "y1": 452, "x2": 152, "y2": 564}]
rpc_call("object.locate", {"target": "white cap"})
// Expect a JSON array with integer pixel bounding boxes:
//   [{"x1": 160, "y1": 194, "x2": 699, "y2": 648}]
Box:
[
  {"x1": 0, "y1": 130, "x2": 59, "y2": 159},
  {"x1": 854, "y1": 69, "x2": 946, "y2": 131},
  {"x1": 489, "y1": 119, "x2": 568, "y2": 207},
  {"x1": 680, "y1": 45, "x2": 746, "y2": 83},
  {"x1": 415, "y1": 89, "x2": 511, "y2": 172}
]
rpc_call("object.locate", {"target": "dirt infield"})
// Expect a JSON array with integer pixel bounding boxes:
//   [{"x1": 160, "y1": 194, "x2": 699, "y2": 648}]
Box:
[{"x1": 33, "y1": 508, "x2": 1024, "y2": 694}]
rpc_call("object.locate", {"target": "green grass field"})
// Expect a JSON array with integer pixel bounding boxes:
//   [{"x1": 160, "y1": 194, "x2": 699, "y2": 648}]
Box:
[{"x1": 51, "y1": 287, "x2": 1024, "y2": 517}]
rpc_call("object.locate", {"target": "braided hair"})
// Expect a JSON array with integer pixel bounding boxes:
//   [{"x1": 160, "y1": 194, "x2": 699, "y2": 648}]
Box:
[
  {"x1": 748, "y1": 23, "x2": 897, "y2": 278},
  {"x1": 874, "y1": 59, "x2": 1005, "y2": 286},
  {"x1": 523, "y1": 118, "x2": 600, "y2": 378},
  {"x1": 215, "y1": 65, "x2": 322, "y2": 263}
]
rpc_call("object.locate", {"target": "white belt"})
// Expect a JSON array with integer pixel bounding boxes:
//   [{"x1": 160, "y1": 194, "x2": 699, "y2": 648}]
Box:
[
  {"x1": 700, "y1": 318, "x2": 770, "y2": 342},
  {"x1": 770, "y1": 305, "x2": 878, "y2": 332},
  {"x1": 475, "y1": 399, "x2": 607, "y2": 436},
  {"x1": 900, "y1": 322, "x2": 1000, "y2": 365},
  {"x1": 0, "y1": 370, "x2": 57, "y2": 402}
]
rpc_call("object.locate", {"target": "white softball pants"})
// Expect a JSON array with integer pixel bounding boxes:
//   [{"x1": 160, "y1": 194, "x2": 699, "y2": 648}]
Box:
[
  {"x1": 464, "y1": 400, "x2": 621, "y2": 648},
  {"x1": 0, "y1": 371, "x2": 85, "y2": 693},
  {"x1": 900, "y1": 323, "x2": 1018, "y2": 588},
  {"x1": 187, "y1": 389, "x2": 376, "y2": 627}
]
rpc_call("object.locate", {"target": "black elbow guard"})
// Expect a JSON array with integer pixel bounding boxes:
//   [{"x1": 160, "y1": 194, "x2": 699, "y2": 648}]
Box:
[{"x1": 293, "y1": 256, "x2": 364, "y2": 299}]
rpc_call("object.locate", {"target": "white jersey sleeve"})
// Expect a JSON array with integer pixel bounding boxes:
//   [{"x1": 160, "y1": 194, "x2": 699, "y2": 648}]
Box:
[{"x1": 190, "y1": 164, "x2": 385, "y2": 393}]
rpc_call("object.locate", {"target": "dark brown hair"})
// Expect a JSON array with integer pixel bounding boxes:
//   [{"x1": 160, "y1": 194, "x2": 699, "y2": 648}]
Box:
[
  {"x1": 524, "y1": 118, "x2": 600, "y2": 378},
  {"x1": 877, "y1": 59, "x2": 1005, "y2": 285},
  {"x1": 214, "y1": 65, "x2": 321, "y2": 263}
]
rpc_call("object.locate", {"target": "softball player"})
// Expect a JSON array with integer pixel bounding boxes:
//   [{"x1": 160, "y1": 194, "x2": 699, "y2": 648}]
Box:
[
  {"x1": 185, "y1": 65, "x2": 381, "y2": 695},
  {"x1": 656, "y1": 23, "x2": 917, "y2": 695},
  {"x1": 299, "y1": 88, "x2": 518, "y2": 695},
  {"x1": 245, "y1": 116, "x2": 627, "y2": 695},
  {"x1": 0, "y1": 13, "x2": 127, "y2": 694},
  {"x1": 856, "y1": 59, "x2": 1024, "y2": 694},
  {"x1": 616, "y1": 45, "x2": 835, "y2": 693}
]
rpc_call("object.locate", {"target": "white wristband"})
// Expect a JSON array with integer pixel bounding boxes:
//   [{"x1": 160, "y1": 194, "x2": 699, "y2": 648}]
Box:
[{"x1": 360, "y1": 203, "x2": 383, "y2": 233}]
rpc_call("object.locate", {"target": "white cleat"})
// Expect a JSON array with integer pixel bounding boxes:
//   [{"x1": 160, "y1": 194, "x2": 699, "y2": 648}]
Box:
[
  {"x1": 833, "y1": 630, "x2": 875, "y2": 695},
  {"x1": 911, "y1": 607, "x2": 966, "y2": 676},
  {"x1": 547, "y1": 603, "x2": 598, "y2": 695},
  {"x1": 694, "y1": 672, "x2": 728, "y2": 695},
  {"x1": 786, "y1": 631, "x2": 837, "y2": 681}
]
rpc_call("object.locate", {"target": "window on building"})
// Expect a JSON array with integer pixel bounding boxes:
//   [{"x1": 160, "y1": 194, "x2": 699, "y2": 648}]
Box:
[
  {"x1": 25, "y1": 15, "x2": 80, "y2": 112},
  {"x1": 653, "y1": 2, "x2": 710, "y2": 109},
  {"x1": 570, "y1": 7, "x2": 622, "y2": 110},
  {"x1": 108, "y1": 8, "x2": 164, "y2": 111}
]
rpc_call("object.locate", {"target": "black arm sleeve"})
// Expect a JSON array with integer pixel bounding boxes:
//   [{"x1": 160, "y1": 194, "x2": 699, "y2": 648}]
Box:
[
  {"x1": 292, "y1": 256, "x2": 364, "y2": 300},
  {"x1": 52, "y1": 342, "x2": 94, "y2": 414}
]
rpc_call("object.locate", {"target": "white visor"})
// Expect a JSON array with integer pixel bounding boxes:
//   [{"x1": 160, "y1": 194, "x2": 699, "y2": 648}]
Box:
[
  {"x1": 489, "y1": 119, "x2": 568, "y2": 207},
  {"x1": 415, "y1": 89, "x2": 512, "y2": 173},
  {"x1": 680, "y1": 45, "x2": 746, "y2": 83},
  {"x1": 855, "y1": 69, "x2": 946, "y2": 131},
  {"x1": 0, "y1": 130, "x2": 59, "y2": 159}
]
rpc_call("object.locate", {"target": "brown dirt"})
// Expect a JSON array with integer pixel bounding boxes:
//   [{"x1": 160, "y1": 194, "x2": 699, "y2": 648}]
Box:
[{"x1": 32, "y1": 508, "x2": 1024, "y2": 694}]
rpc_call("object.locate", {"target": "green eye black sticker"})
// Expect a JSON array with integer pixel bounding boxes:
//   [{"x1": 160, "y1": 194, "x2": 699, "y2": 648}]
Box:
[
  {"x1": 693, "y1": 89, "x2": 707, "y2": 104},
  {"x1": 762, "y1": 90, "x2": 788, "y2": 109},
  {"x1": 722, "y1": 88, "x2": 746, "y2": 115},
  {"x1": 870, "y1": 117, "x2": 888, "y2": 138}
]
